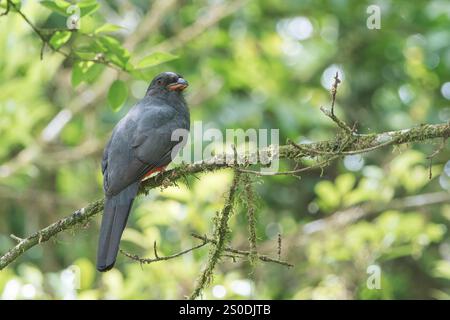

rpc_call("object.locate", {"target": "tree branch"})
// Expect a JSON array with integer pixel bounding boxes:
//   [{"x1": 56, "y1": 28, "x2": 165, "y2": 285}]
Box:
[
  {"x1": 120, "y1": 239, "x2": 208, "y2": 265},
  {"x1": 0, "y1": 121, "x2": 449, "y2": 270},
  {"x1": 190, "y1": 234, "x2": 293, "y2": 268},
  {"x1": 190, "y1": 169, "x2": 241, "y2": 300},
  {"x1": 243, "y1": 174, "x2": 258, "y2": 265},
  {"x1": 119, "y1": 232, "x2": 292, "y2": 269}
]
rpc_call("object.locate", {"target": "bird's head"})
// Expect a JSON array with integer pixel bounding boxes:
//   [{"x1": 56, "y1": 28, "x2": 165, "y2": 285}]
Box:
[{"x1": 147, "y1": 72, "x2": 189, "y2": 95}]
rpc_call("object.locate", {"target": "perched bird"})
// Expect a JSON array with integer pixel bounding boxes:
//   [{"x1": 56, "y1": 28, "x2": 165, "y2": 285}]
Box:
[{"x1": 97, "y1": 72, "x2": 190, "y2": 272}]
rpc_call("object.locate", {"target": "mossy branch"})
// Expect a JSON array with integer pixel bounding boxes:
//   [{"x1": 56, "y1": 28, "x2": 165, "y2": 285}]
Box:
[
  {"x1": 0, "y1": 121, "x2": 449, "y2": 270},
  {"x1": 120, "y1": 240, "x2": 209, "y2": 265},
  {"x1": 243, "y1": 174, "x2": 258, "y2": 266},
  {"x1": 189, "y1": 170, "x2": 242, "y2": 300},
  {"x1": 190, "y1": 234, "x2": 293, "y2": 268}
]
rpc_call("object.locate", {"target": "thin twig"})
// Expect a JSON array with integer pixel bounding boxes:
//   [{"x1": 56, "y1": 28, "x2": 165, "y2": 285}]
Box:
[
  {"x1": 191, "y1": 234, "x2": 293, "y2": 268},
  {"x1": 153, "y1": 241, "x2": 160, "y2": 259},
  {"x1": 120, "y1": 239, "x2": 208, "y2": 264},
  {"x1": 320, "y1": 106, "x2": 354, "y2": 134},
  {"x1": 331, "y1": 71, "x2": 341, "y2": 116},
  {"x1": 4, "y1": 0, "x2": 123, "y2": 70},
  {"x1": 277, "y1": 233, "x2": 282, "y2": 261},
  {"x1": 426, "y1": 137, "x2": 448, "y2": 179},
  {"x1": 319, "y1": 72, "x2": 355, "y2": 133},
  {"x1": 10, "y1": 234, "x2": 23, "y2": 243},
  {"x1": 0, "y1": 0, "x2": 10, "y2": 16},
  {"x1": 7, "y1": 0, "x2": 51, "y2": 45},
  {"x1": 238, "y1": 155, "x2": 340, "y2": 176}
]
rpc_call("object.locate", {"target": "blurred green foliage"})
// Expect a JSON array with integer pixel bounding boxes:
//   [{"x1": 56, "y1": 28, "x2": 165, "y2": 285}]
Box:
[{"x1": 0, "y1": 0, "x2": 450, "y2": 299}]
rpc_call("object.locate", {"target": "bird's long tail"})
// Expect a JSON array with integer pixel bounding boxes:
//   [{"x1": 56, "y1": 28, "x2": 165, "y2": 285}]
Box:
[{"x1": 97, "y1": 182, "x2": 139, "y2": 272}]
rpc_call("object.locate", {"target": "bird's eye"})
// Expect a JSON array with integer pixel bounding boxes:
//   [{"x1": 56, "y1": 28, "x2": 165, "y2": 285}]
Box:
[{"x1": 157, "y1": 79, "x2": 163, "y2": 85}]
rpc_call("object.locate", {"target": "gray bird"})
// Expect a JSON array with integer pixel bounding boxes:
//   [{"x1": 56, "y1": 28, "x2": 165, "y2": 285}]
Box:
[{"x1": 97, "y1": 72, "x2": 190, "y2": 272}]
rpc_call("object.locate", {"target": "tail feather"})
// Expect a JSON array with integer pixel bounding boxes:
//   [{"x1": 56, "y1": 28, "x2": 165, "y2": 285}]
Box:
[{"x1": 97, "y1": 183, "x2": 139, "y2": 272}]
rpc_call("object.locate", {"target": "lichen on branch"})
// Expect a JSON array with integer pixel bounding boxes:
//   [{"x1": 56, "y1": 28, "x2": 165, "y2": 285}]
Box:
[{"x1": 0, "y1": 121, "x2": 449, "y2": 271}]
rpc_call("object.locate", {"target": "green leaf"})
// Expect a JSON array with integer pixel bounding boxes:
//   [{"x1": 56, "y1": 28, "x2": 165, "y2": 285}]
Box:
[
  {"x1": 40, "y1": 0, "x2": 99, "y2": 17},
  {"x1": 73, "y1": 41, "x2": 104, "y2": 60},
  {"x1": 49, "y1": 31, "x2": 72, "y2": 49},
  {"x1": 95, "y1": 23, "x2": 123, "y2": 34},
  {"x1": 40, "y1": 0, "x2": 70, "y2": 16},
  {"x1": 74, "y1": 50, "x2": 97, "y2": 60},
  {"x1": 1, "y1": 0, "x2": 21, "y2": 10},
  {"x1": 108, "y1": 80, "x2": 128, "y2": 112},
  {"x1": 78, "y1": 0, "x2": 100, "y2": 17},
  {"x1": 97, "y1": 36, "x2": 130, "y2": 69},
  {"x1": 135, "y1": 52, "x2": 178, "y2": 69},
  {"x1": 72, "y1": 63, "x2": 83, "y2": 87},
  {"x1": 72, "y1": 61, "x2": 105, "y2": 87}
]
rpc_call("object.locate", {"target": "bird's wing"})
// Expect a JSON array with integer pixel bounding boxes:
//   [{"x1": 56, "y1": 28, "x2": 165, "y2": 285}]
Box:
[{"x1": 103, "y1": 105, "x2": 187, "y2": 196}]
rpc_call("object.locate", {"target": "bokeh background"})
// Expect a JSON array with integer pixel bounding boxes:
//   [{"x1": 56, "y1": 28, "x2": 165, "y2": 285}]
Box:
[{"x1": 1, "y1": 0, "x2": 450, "y2": 299}]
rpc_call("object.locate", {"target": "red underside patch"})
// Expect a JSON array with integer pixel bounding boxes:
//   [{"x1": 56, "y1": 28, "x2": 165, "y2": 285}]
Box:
[{"x1": 142, "y1": 166, "x2": 166, "y2": 180}]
